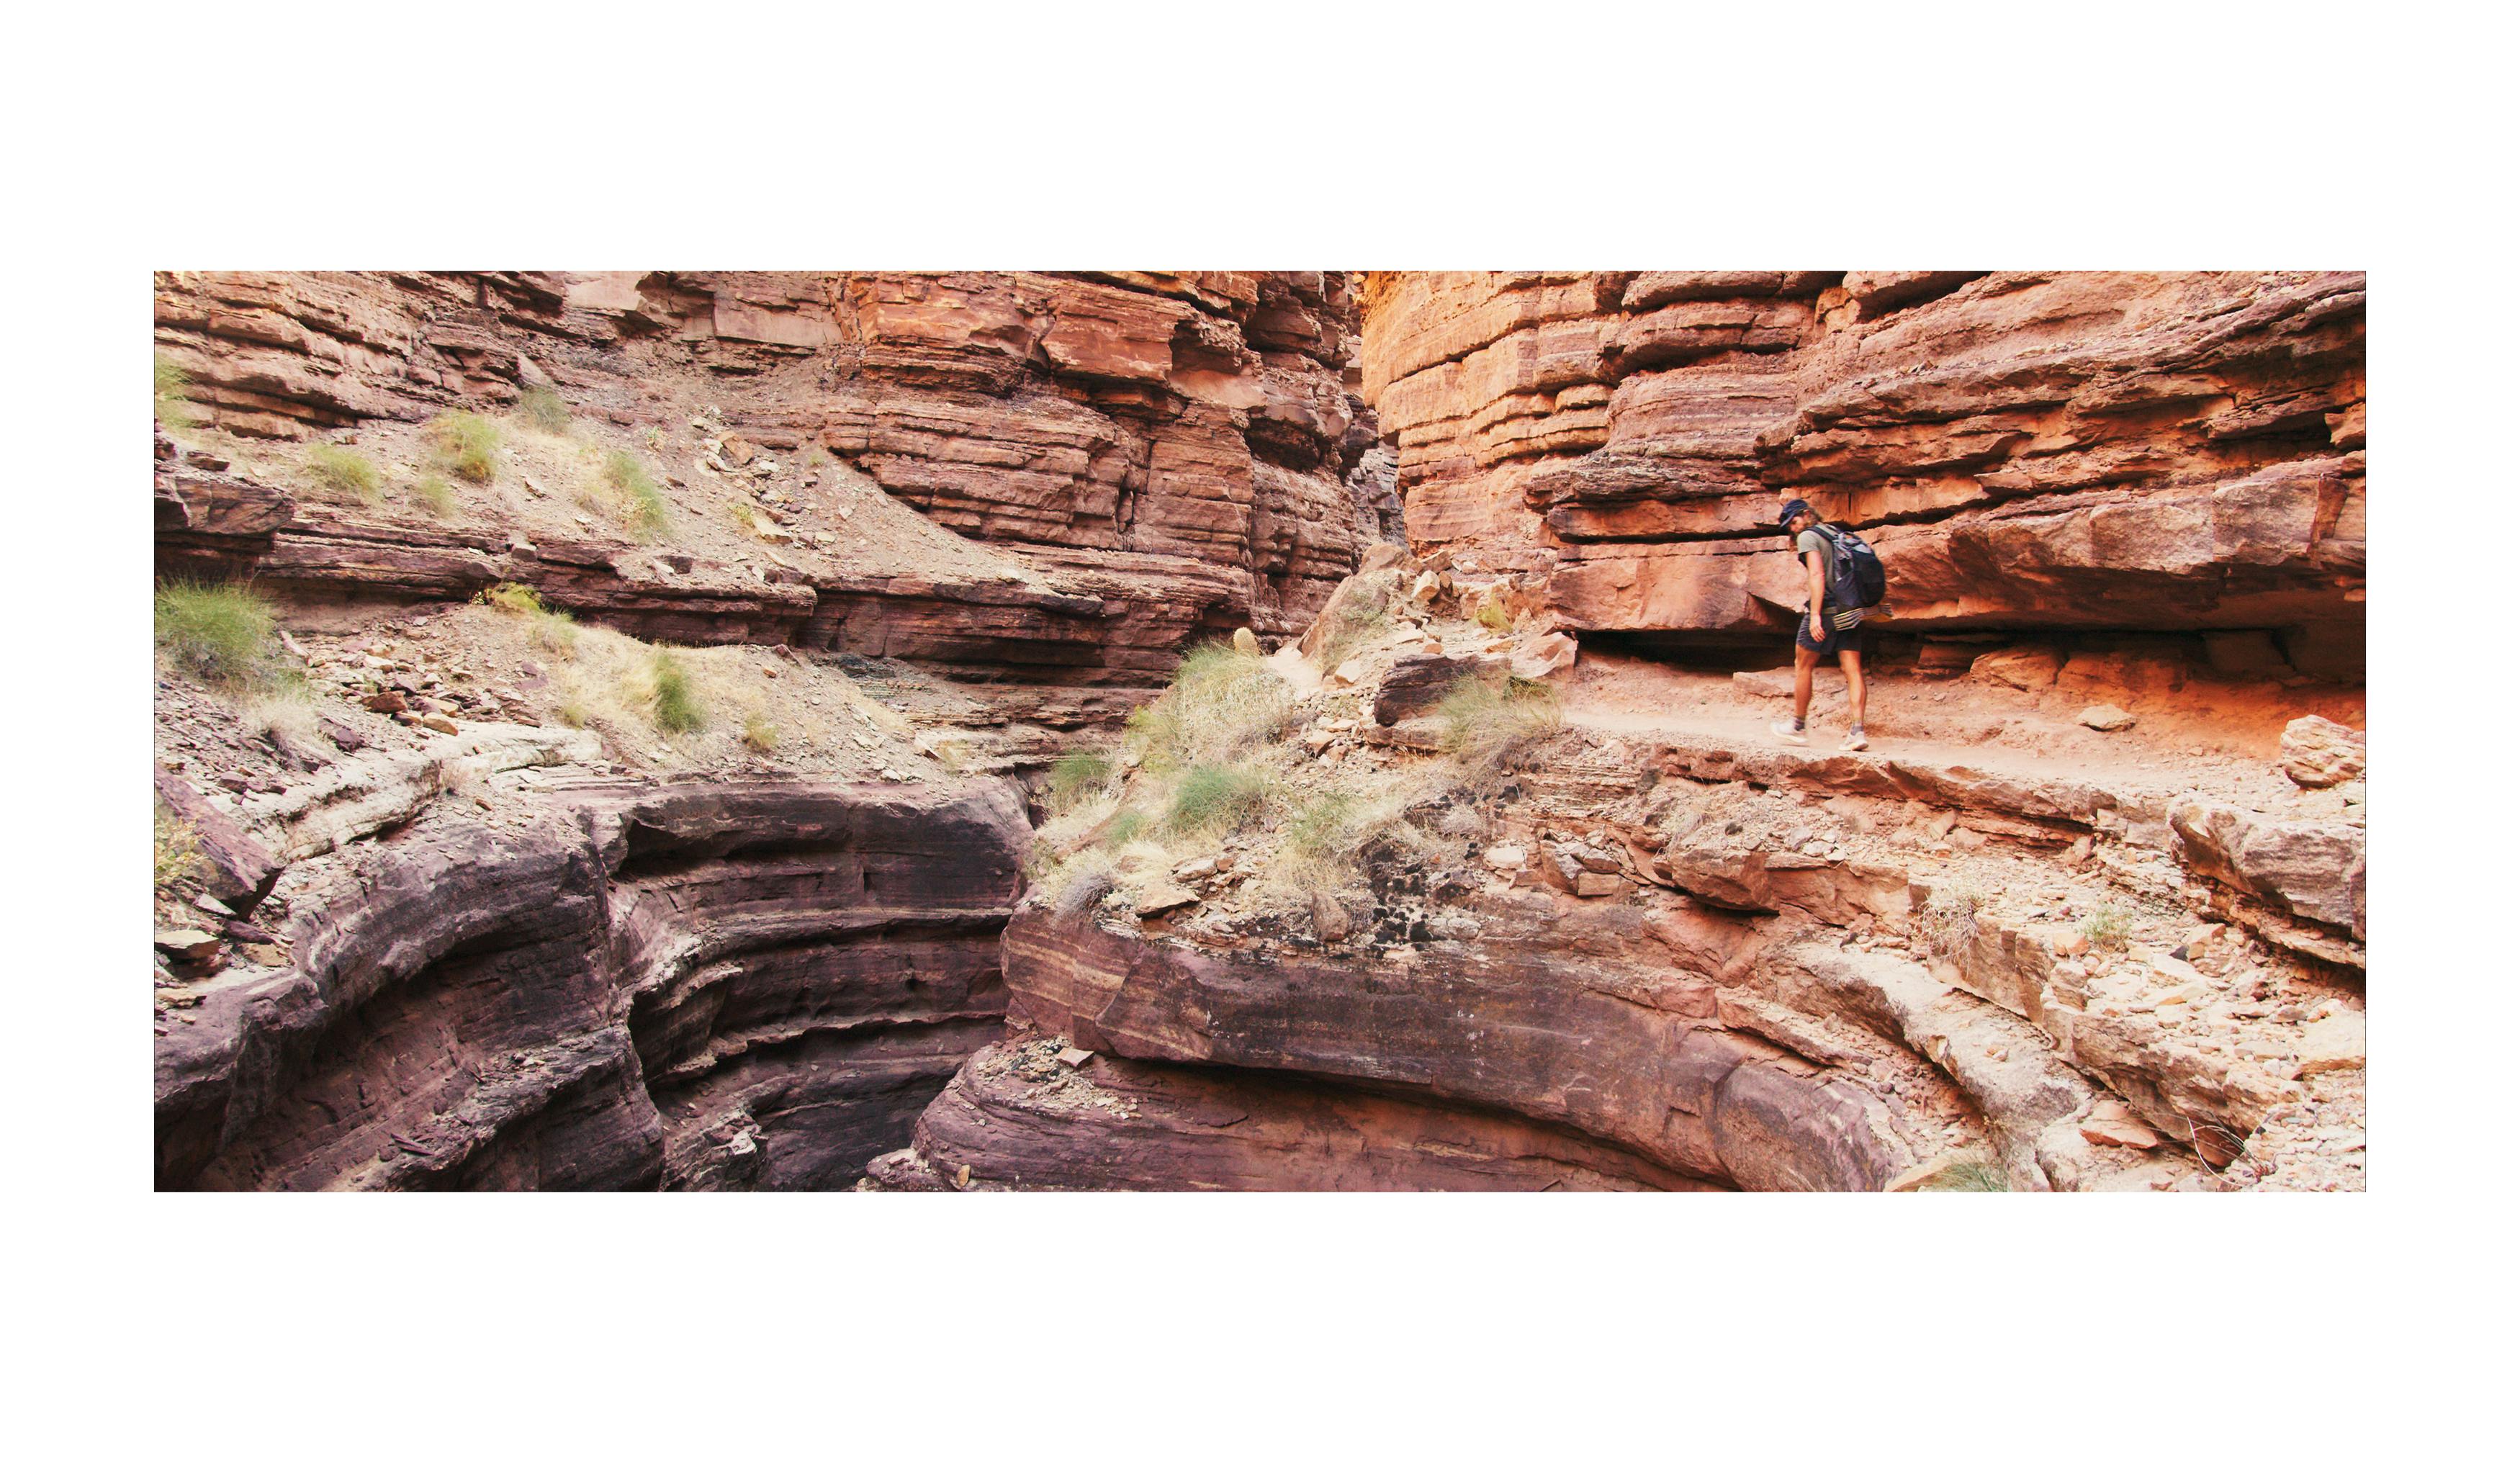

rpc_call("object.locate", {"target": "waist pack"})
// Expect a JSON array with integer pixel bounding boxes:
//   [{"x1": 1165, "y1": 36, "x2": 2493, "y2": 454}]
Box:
[{"x1": 1812, "y1": 523, "x2": 1886, "y2": 609}]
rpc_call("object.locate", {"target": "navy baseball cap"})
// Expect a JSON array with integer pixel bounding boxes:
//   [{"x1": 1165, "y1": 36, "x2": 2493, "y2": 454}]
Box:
[{"x1": 1778, "y1": 499, "x2": 1813, "y2": 528}]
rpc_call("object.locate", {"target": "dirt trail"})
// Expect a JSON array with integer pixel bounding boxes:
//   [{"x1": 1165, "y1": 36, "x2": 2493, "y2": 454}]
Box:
[{"x1": 1558, "y1": 649, "x2": 2359, "y2": 819}]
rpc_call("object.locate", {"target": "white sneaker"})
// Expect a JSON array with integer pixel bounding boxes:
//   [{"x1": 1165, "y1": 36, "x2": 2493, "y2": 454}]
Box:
[
  {"x1": 1771, "y1": 720, "x2": 1809, "y2": 745},
  {"x1": 1842, "y1": 728, "x2": 1870, "y2": 752}
]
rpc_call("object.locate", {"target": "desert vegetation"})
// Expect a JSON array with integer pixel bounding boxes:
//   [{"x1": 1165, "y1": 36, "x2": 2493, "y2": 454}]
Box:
[
  {"x1": 585, "y1": 449, "x2": 670, "y2": 541},
  {"x1": 426, "y1": 411, "x2": 502, "y2": 483},
  {"x1": 410, "y1": 472, "x2": 458, "y2": 518},
  {"x1": 153, "y1": 352, "x2": 195, "y2": 429},
  {"x1": 2079, "y1": 901, "x2": 2134, "y2": 951},
  {"x1": 515, "y1": 386, "x2": 571, "y2": 436},
  {"x1": 649, "y1": 649, "x2": 703, "y2": 734},
  {"x1": 305, "y1": 443, "x2": 383, "y2": 502},
  {"x1": 153, "y1": 804, "x2": 204, "y2": 894},
  {"x1": 1436, "y1": 675, "x2": 1563, "y2": 781},
  {"x1": 155, "y1": 580, "x2": 293, "y2": 692}
]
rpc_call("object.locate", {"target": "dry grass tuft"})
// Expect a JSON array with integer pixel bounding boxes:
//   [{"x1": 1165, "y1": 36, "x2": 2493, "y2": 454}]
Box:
[
  {"x1": 1920, "y1": 1161, "x2": 2011, "y2": 1192},
  {"x1": 604, "y1": 450, "x2": 670, "y2": 541},
  {"x1": 1920, "y1": 883, "x2": 1986, "y2": 959},
  {"x1": 2079, "y1": 901, "x2": 2134, "y2": 952},
  {"x1": 242, "y1": 689, "x2": 319, "y2": 743},
  {"x1": 411, "y1": 472, "x2": 459, "y2": 518},
  {"x1": 1047, "y1": 749, "x2": 1115, "y2": 811},
  {"x1": 742, "y1": 712, "x2": 780, "y2": 754},
  {"x1": 648, "y1": 649, "x2": 704, "y2": 734},
  {"x1": 1125, "y1": 642, "x2": 1295, "y2": 778},
  {"x1": 156, "y1": 580, "x2": 291, "y2": 691},
  {"x1": 305, "y1": 443, "x2": 382, "y2": 501},
  {"x1": 515, "y1": 387, "x2": 571, "y2": 436},
  {"x1": 480, "y1": 582, "x2": 578, "y2": 657},
  {"x1": 154, "y1": 352, "x2": 197, "y2": 430},
  {"x1": 426, "y1": 412, "x2": 502, "y2": 483},
  {"x1": 1437, "y1": 675, "x2": 1563, "y2": 780}
]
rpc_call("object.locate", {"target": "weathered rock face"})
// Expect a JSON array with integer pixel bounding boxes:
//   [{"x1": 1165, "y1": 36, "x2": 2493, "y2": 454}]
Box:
[
  {"x1": 154, "y1": 271, "x2": 1374, "y2": 678},
  {"x1": 155, "y1": 779, "x2": 1028, "y2": 1190},
  {"x1": 998, "y1": 905, "x2": 1923, "y2": 1192},
  {"x1": 868, "y1": 1037, "x2": 1719, "y2": 1192},
  {"x1": 1361, "y1": 271, "x2": 2364, "y2": 672}
]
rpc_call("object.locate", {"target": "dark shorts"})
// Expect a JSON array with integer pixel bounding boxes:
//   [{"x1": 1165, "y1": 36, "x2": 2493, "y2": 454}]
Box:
[{"x1": 1796, "y1": 613, "x2": 1868, "y2": 657}]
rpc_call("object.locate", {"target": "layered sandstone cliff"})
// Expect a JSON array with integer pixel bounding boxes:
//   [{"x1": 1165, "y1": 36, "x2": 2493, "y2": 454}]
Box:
[
  {"x1": 1361, "y1": 271, "x2": 2364, "y2": 675},
  {"x1": 155, "y1": 271, "x2": 1372, "y2": 683}
]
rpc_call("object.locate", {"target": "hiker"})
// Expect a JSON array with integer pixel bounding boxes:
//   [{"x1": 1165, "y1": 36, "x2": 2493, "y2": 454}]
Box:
[{"x1": 1771, "y1": 498, "x2": 1874, "y2": 751}]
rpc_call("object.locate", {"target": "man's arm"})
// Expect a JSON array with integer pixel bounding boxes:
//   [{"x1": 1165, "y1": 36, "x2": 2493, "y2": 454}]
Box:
[{"x1": 1804, "y1": 543, "x2": 1827, "y2": 639}]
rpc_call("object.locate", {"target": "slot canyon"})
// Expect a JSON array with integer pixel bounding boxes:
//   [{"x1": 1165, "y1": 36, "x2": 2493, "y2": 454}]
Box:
[{"x1": 151, "y1": 269, "x2": 2366, "y2": 1192}]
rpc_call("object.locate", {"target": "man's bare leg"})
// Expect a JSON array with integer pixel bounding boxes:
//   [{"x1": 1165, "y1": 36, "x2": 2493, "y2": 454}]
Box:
[
  {"x1": 1775, "y1": 644, "x2": 1822, "y2": 743},
  {"x1": 1837, "y1": 647, "x2": 1867, "y2": 748},
  {"x1": 1793, "y1": 645, "x2": 1821, "y2": 724}
]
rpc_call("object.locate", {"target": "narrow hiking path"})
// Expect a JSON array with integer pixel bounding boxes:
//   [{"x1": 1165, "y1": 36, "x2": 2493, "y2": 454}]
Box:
[{"x1": 1555, "y1": 647, "x2": 2362, "y2": 820}]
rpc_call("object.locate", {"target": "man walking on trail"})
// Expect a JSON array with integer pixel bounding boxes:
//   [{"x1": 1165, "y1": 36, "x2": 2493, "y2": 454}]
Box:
[{"x1": 1772, "y1": 498, "x2": 1869, "y2": 751}]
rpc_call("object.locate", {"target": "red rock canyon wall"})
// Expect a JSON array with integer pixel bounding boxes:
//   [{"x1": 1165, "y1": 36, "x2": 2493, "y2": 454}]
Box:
[{"x1": 1361, "y1": 271, "x2": 2364, "y2": 673}]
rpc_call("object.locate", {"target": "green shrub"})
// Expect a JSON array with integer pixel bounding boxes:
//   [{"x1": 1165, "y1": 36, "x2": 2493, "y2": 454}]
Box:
[
  {"x1": 154, "y1": 805, "x2": 205, "y2": 893},
  {"x1": 742, "y1": 713, "x2": 779, "y2": 753},
  {"x1": 411, "y1": 472, "x2": 458, "y2": 518},
  {"x1": 515, "y1": 386, "x2": 571, "y2": 435},
  {"x1": 1437, "y1": 675, "x2": 1563, "y2": 778},
  {"x1": 305, "y1": 443, "x2": 382, "y2": 500},
  {"x1": 154, "y1": 352, "x2": 196, "y2": 429},
  {"x1": 1166, "y1": 764, "x2": 1279, "y2": 834},
  {"x1": 1920, "y1": 1161, "x2": 2011, "y2": 1192},
  {"x1": 156, "y1": 580, "x2": 286, "y2": 690},
  {"x1": 1125, "y1": 642, "x2": 1294, "y2": 777},
  {"x1": 605, "y1": 449, "x2": 670, "y2": 540},
  {"x1": 2079, "y1": 901, "x2": 2134, "y2": 952},
  {"x1": 649, "y1": 649, "x2": 704, "y2": 734},
  {"x1": 426, "y1": 411, "x2": 502, "y2": 483},
  {"x1": 1047, "y1": 749, "x2": 1115, "y2": 811}
]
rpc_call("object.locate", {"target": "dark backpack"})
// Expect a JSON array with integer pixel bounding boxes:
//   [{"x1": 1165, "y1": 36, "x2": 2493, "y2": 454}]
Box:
[{"x1": 1812, "y1": 523, "x2": 1886, "y2": 609}]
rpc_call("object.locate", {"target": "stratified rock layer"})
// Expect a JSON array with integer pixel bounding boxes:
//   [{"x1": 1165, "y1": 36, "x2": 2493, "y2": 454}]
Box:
[
  {"x1": 154, "y1": 778, "x2": 1028, "y2": 1190},
  {"x1": 1361, "y1": 271, "x2": 2364, "y2": 669},
  {"x1": 869, "y1": 1037, "x2": 1719, "y2": 1192},
  {"x1": 155, "y1": 271, "x2": 1374, "y2": 680}
]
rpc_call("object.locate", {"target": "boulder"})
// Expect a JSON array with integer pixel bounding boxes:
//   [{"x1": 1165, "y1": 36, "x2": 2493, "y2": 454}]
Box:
[
  {"x1": 1969, "y1": 647, "x2": 2064, "y2": 691},
  {"x1": 2078, "y1": 703, "x2": 2137, "y2": 732},
  {"x1": 153, "y1": 767, "x2": 282, "y2": 914},
  {"x1": 1508, "y1": 631, "x2": 1580, "y2": 680},
  {"x1": 1372, "y1": 654, "x2": 1500, "y2": 726},
  {"x1": 2297, "y1": 1009, "x2": 2367, "y2": 1075},
  {"x1": 2169, "y1": 799, "x2": 2366, "y2": 938},
  {"x1": 2279, "y1": 715, "x2": 2367, "y2": 788},
  {"x1": 2079, "y1": 1101, "x2": 2161, "y2": 1150}
]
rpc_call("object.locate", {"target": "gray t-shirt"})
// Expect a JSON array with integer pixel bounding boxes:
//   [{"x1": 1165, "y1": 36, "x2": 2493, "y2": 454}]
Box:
[{"x1": 1796, "y1": 526, "x2": 1864, "y2": 626}]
